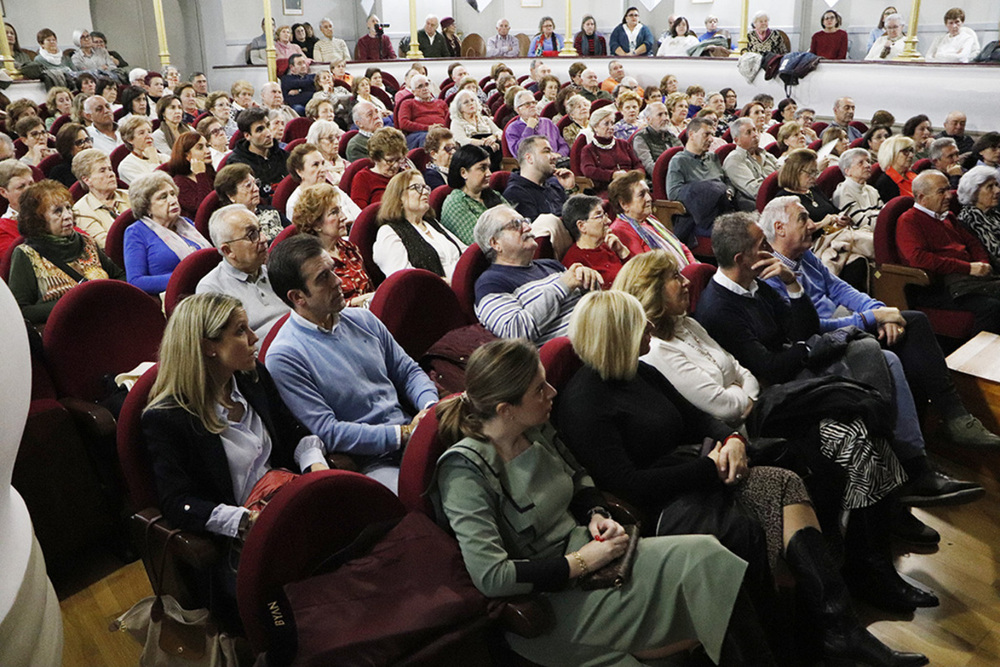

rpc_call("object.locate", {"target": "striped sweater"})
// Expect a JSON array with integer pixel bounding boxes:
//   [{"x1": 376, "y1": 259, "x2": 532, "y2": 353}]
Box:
[{"x1": 474, "y1": 259, "x2": 582, "y2": 346}]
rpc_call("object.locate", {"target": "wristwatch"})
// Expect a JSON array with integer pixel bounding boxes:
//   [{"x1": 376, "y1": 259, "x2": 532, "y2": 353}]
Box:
[{"x1": 237, "y1": 511, "x2": 252, "y2": 542}]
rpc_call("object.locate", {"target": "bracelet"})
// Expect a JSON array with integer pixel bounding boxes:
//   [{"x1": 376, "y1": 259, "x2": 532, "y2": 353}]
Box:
[
  {"x1": 571, "y1": 551, "x2": 589, "y2": 575},
  {"x1": 587, "y1": 506, "x2": 611, "y2": 520},
  {"x1": 400, "y1": 424, "x2": 413, "y2": 443},
  {"x1": 726, "y1": 432, "x2": 748, "y2": 447}
]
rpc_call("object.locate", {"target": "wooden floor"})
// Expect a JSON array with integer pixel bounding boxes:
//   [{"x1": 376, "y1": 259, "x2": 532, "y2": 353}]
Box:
[{"x1": 57, "y1": 453, "x2": 1000, "y2": 667}]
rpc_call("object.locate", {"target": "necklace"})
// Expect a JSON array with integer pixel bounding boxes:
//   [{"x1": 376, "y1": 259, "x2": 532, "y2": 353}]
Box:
[{"x1": 676, "y1": 320, "x2": 725, "y2": 373}]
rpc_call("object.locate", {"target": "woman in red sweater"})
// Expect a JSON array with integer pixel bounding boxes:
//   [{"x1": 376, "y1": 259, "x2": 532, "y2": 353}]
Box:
[
  {"x1": 810, "y1": 10, "x2": 849, "y2": 60},
  {"x1": 349, "y1": 127, "x2": 410, "y2": 209},
  {"x1": 560, "y1": 194, "x2": 631, "y2": 285},
  {"x1": 579, "y1": 106, "x2": 643, "y2": 193},
  {"x1": 166, "y1": 132, "x2": 215, "y2": 220}
]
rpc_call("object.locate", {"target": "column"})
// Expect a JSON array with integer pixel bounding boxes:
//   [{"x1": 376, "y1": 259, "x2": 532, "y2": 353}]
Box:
[{"x1": 896, "y1": 0, "x2": 924, "y2": 61}]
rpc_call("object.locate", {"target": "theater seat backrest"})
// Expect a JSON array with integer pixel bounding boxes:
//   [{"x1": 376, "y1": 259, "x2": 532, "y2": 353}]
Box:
[
  {"x1": 682, "y1": 262, "x2": 717, "y2": 313},
  {"x1": 452, "y1": 243, "x2": 490, "y2": 323},
  {"x1": 539, "y1": 336, "x2": 581, "y2": 392},
  {"x1": 756, "y1": 172, "x2": 780, "y2": 213},
  {"x1": 163, "y1": 248, "x2": 223, "y2": 317},
  {"x1": 652, "y1": 146, "x2": 684, "y2": 201},
  {"x1": 116, "y1": 364, "x2": 160, "y2": 512},
  {"x1": 370, "y1": 268, "x2": 470, "y2": 360},
  {"x1": 347, "y1": 202, "x2": 387, "y2": 287},
  {"x1": 874, "y1": 196, "x2": 914, "y2": 266}
]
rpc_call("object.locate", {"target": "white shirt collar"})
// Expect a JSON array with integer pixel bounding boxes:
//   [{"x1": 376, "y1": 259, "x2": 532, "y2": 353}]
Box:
[
  {"x1": 713, "y1": 269, "x2": 758, "y2": 297},
  {"x1": 290, "y1": 309, "x2": 340, "y2": 334},
  {"x1": 914, "y1": 202, "x2": 948, "y2": 221}
]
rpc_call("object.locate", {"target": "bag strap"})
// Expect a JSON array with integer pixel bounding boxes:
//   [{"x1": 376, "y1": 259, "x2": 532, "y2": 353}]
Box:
[
  {"x1": 24, "y1": 238, "x2": 87, "y2": 283},
  {"x1": 143, "y1": 514, "x2": 183, "y2": 598}
]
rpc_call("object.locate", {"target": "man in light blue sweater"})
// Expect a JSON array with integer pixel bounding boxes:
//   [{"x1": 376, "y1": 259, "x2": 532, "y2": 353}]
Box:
[{"x1": 264, "y1": 235, "x2": 439, "y2": 493}]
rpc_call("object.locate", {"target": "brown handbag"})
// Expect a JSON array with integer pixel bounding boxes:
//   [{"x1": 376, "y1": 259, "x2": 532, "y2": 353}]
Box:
[{"x1": 578, "y1": 524, "x2": 640, "y2": 590}]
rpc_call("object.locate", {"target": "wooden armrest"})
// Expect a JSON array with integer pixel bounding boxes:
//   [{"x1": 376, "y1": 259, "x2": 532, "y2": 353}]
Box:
[
  {"x1": 652, "y1": 199, "x2": 686, "y2": 230},
  {"x1": 59, "y1": 397, "x2": 116, "y2": 440},
  {"x1": 132, "y1": 507, "x2": 222, "y2": 570},
  {"x1": 490, "y1": 595, "x2": 555, "y2": 638},
  {"x1": 574, "y1": 176, "x2": 594, "y2": 192},
  {"x1": 872, "y1": 263, "x2": 930, "y2": 310}
]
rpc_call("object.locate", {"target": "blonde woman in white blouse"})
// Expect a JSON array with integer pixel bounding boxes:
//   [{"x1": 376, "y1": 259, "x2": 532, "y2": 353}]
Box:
[{"x1": 613, "y1": 250, "x2": 758, "y2": 430}]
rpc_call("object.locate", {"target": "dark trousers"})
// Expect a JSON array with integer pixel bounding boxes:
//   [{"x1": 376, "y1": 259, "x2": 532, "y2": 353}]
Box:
[{"x1": 887, "y1": 310, "x2": 964, "y2": 418}]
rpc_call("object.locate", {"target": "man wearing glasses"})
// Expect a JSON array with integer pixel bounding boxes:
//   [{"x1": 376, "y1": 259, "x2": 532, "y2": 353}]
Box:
[
  {"x1": 397, "y1": 74, "x2": 448, "y2": 150},
  {"x1": 83, "y1": 95, "x2": 123, "y2": 156},
  {"x1": 505, "y1": 90, "x2": 569, "y2": 158},
  {"x1": 473, "y1": 204, "x2": 602, "y2": 345},
  {"x1": 197, "y1": 204, "x2": 289, "y2": 342}
]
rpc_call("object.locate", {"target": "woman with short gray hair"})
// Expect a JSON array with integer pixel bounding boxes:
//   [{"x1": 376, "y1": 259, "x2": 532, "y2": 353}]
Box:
[
  {"x1": 832, "y1": 148, "x2": 883, "y2": 231},
  {"x1": 118, "y1": 115, "x2": 167, "y2": 185},
  {"x1": 958, "y1": 166, "x2": 1000, "y2": 268},
  {"x1": 124, "y1": 171, "x2": 210, "y2": 294}
]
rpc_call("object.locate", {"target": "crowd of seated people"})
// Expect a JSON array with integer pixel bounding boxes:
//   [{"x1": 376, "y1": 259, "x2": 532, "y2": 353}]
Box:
[{"x1": 6, "y1": 27, "x2": 1000, "y2": 667}]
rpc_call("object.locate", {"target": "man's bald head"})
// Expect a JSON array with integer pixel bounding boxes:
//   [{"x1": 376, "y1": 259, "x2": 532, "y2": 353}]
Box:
[{"x1": 913, "y1": 170, "x2": 952, "y2": 214}]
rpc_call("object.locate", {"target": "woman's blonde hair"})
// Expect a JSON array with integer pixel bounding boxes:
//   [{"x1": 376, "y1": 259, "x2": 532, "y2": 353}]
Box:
[
  {"x1": 778, "y1": 148, "x2": 818, "y2": 190},
  {"x1": 878, "y1": 134, "x2": 915, "y2": 171},
  {"x1": 616, "y1": 90, "x2": 642, "y2": 110},
  {"x1": 569, "y1": 291, "x2": 645, "y2": 381},
  {"x1": 436, "y1": 339, "x2": 540, "y2": 447},
  {"x1": 664, "y1": 92, "x2": 689, "y2": 116},
  {"x1": 292, "y1": 182, "x2": 339, "y2": 235},
  {"x1": 776, "y1": 121, "x2": 802, "y2": 152},
  {"x1": 377, "y1": 170, "x2": 425, "y2": 224},
  {"x1": 612, "y1": 250, "x2": 681, "y2": 339},
  {"x1": 145, "y1": 293, "x2": 249, "y2": 434}
]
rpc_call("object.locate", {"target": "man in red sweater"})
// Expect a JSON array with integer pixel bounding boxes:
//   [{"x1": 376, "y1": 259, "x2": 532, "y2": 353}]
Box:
[
  {"x1": 897, "y1": 170, "x2": 1000, "y2": 333},
  {"x1": 397, "y1": 75, "x2": 447, "y2": 150}
]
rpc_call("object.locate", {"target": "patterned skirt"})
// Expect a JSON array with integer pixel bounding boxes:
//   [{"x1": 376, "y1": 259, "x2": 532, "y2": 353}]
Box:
[{"x1": 818, "y1": 417, "x2": 907, "y2": 510}]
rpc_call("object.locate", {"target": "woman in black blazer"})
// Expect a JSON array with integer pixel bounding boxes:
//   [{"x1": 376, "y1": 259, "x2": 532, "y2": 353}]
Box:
[{"x1": 142, "y1": 292, "x2": 328, "y2": 542}]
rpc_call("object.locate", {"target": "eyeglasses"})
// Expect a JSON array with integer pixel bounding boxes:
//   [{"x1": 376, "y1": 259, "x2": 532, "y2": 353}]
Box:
[
  {"x1": 588, "y1": 210, "x2": 609, "y2": 222},
  {"x1": 73, "y1": 136, "x2": 93, "y2": 147},
  {"x1": 210, "y1": 127, "x2": 226, "y2": 136},
  {"x1": 27, "y1": 130, "x2": 48, "y2": 139},
  {"x1": 803, "y1": 168, "x2": 820, "y2": 176},
  {"x1": 223, "y1": 226, "x2": 262, "y2": 244},
  {"x1": 443, "y1": 145, "x2": 457, "y2": 154},
  {"x1": 407, "y1": 183, "x2": 432, "y2": 194},
  {"x1": 237, "y1": 178, "x2": 262, "y2": 191},
  {"x1": 900, "y1": 148, "x2": 915, "y2": 154},
  {"x1": 501, "y1": 217, "x2": 532, "y2": 232}
]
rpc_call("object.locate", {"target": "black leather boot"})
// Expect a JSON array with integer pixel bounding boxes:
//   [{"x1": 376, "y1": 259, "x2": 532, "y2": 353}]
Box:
[
  {"x1": 842, "y1": 501, "x2": 939, "y2": 613},
  {"x1": 786, "y1": 527, "x2": 928, "y2": 667},
  {"x1": 717, "y1": 586, "x2": 778, "y2": 667}
]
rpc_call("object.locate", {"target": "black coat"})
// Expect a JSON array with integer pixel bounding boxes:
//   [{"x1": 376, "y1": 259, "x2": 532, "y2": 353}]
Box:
[{"x1": 142, "y1": 362, "x2": 310, "y2": 533}]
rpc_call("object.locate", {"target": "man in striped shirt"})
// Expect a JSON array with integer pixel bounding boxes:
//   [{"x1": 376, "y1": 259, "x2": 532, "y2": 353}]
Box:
[{"x1": 472, "y1": 205, "x2": 602, "y2": 345}]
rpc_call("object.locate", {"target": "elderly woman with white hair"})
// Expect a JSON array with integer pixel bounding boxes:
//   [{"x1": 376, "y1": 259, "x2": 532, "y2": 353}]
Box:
[
  {"x1": 958, "y1": 166, "x2": 1000, "y2": 268},
  {"x1": 449, "y1": 89, "x2": 503, "y2": 169},
  {"x1": 866, "y1": 13, "x2": 913, "y2": 60},
  {"x1": 124, "y1": 171, "x2": 211, "y2": 295},
  {"x1": 745, "y1": 11, "x2": 788, "y2": 54},
  {"x1": 561, "y1": 94, "x2": 592, "y2": 145},
  {"x1": 580, "y1": 105, "x2": 644, "y2": 192},
  {"x1": 832, "y1": 148, "x2": 884, "y2": 232},
  {"x1": 305, "y1": 119, "x2": 346, "y2": 185},
  {"x1": 71, "y1": 149, "x2": 130, "y2": 248},
  {"x1": 874, "y1": 135, "x2": 918, "y2": 203}
]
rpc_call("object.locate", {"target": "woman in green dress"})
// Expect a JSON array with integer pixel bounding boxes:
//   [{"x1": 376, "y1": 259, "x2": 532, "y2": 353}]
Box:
[{"x1": 432, "y1": 338, "x2": 773, "y2": 666}]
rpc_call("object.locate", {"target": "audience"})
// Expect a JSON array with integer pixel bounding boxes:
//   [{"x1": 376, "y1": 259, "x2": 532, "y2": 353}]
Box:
[
  {"x1": 449, "y1": 90, "x2": 503, "y2": 170},
  {"x1": 506, "y1": 90, "x2": 569, "y2": 159},
  {"x1": 957, "y1": 167, "x2": 1000, "y2": 269},
  {"x1": 577, "y1": 68, "x2": 613, "y2": 103},
  {"x1": 118, "y1": 116, "x2": 167, "y2": 185},
  {"x1": 875, "y1": 135, "x2": 918, "y2": 202},
  {"x1": 214, "y1": 163, "x2": 284, "y2": 243},
  {"x1": 83, "y1": 95, "x2": 123, "y2": 155},
  {"x1": 432, "y1": 338, "x2": 761, "y2": 667},
  {"x1": 152, "y1": 95, "x2": 192, "y2": 155},
  {"x1": 811, "y1": 9, "x2": 849, "y2": 59},
  {"x1": 926, "y1": 8, "x2": 980, "y2": 63},
  {"x1": 657, "y1": 16, "x2": 699, "y2": 56},
  {"x1": 612, "y1": 91, "x2": 645, "y2": 141},
  {"x1": 898, "y1": 170, "x2": 1000, "y2": 334},
  {"x1": 265, "y1": 234, "x2": 437, "y2": 492},
  {"x1": 667, "y1": 117, "x2": 748, "y2": 241},
  {"x1": 832, "y1": 148, "x2": 884, "y2": 231},
  {"x1": 71, "y1": 149, "x2": 130, "y2": 248},
  {"x1": 356, "y1": 14, "x2": 396, "y2": 60},
  {"x1": 351, "y1": 127, "x2": 409, "y2": 208},
  {"x1": 280, "y1": 54, "x2": 315, "y2": 114},
  {"x1": 373, "y1": 170, "x2": 465, "y2": 282},
  {"x1": 724, "y1": 117, "x2": 779, "y2": 200},
  {"x1": 0, "y1": 160, "x2": 32, "y2": 254},
  {"x1": 866, "y1": 13, "x2": 911, "y2": 60},
  {"x1": 166, "y1": 132, "x2": 215, "y2": 220},
  {"x1": 528, "y1": 16, "x2": 563, "y2": 56},
  {"x1": 123, "y1": 171, "x2": 211, "y2": 295},
  {"x1": 574, "y1": 15, "x2": 607, "y2": 56},
  {"x1": 486, "y1": 18, "x2": 519, "y2": 58},
  {"x1": 631, "y1": 102, "x2": 681, "y2": 175},
  {"x1": 609, "y1": 169, "x2": 695, "y2": 265},
  {"x1": 902, "y1": 115, "x2": 934, "y2": 160},
  {"x1": 580, "y1": 106, "x2": 643, "y2": 193},
  {"x1": 472, "y1": 204, "x2": 600, "y2": 344},
  {"x1": 560, "y1": 95, "x2": 592, "y2": 146},
  {"x1": 197, "y1": 204, "x2": 289, "y2": 340},
  {"x1": 396, "y1": 74, "x2": 448, "y2": 150},
  {"x1": 938, "y1": 111, "x2": 974, "y2": 153},
  {"x1": 441, "y1": 144, "x2": 511, "y2": 245},
  {"x1": 746, "y1": 11, "x2": 788, "y2": 54},
  {"x1": 829, "y1": 97, "x2": 863, "y2": 142},
  {"x1": 560, "y1": 194, "x2": 630, "y2": 284},
  {"x1": 9, "y1": 180, "x2": 124, "y2": 323},
  {"x1": 197, "y1": 116, "x2": 230, "y2": 171},
  {"x1": 15, "y1": 117, "x2": 56, "y2": 168},
  {"x1": 422, "y1": 127, "x2": 456, "y2": 190},
  {"x1": 228, "y1": 107, "x2": 288, "y2": 205},
  {"x1": 290, "y1": 183, "x2": 373, "y2": 307},
  {"x1": 759, "y1": 195, "x2": 999, "y2": 453},
  {"x1": 503, "y1": 136, "x2": 577, "y2": 227},
  {"x1": 313, "y1": 17, "x2": 350, "y2": 62},
  {"x1": 609, "y1": 7, "x2": 654, "y2": 57}
]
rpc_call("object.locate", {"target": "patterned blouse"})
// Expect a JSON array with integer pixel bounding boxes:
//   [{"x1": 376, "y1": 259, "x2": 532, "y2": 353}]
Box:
[
  {"x1": 745, "y1": 29, "x2": 787, "y2": 55},
  {"x1": 959, "y1": 205, "x2": 1000, "y2": 269},
  {"x1": 331, "y1": 236, "x2": 372, "y2": 301}
]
